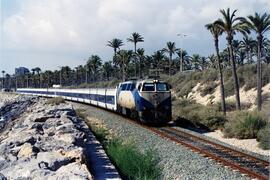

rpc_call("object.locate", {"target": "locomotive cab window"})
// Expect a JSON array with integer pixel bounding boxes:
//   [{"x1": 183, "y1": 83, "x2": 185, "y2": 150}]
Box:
[
  {"x1": 142, "y1": 83, "x2": 155, "y2": 91},
  {"x1": 130, "y1": 84, "x2": 135, "y2": 91},
  {"x1": 156, "y1": 83, "x2": 169, "y2": 91},
  {"x1": 121, "y1": 84, "x2": 127, "y2": 90}
]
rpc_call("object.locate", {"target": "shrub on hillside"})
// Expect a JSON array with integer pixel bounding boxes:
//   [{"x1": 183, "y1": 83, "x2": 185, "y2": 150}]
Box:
[
  {"x1": 201, "y1": 69, "x2": 218, "y2": 83},
  {"x1": 223, "y1": 111, "x2": 267, "y2": 139},
  {"x1": 200, "y1": 82, "x2": 218, "y2": 97},
  {"x1": 224, "y1": 79, "x2": 235, "y2": 97},
  {"x1": 173, "y1": 99, "x2": 226, "y2": 130},
  {"x1": 257, "y1": 125, "x2": 270, "y2": 150},
  {"x1": 176, "y1": 80, "x2": 197, "y2": 98},
  {"x1": 214, "y1": 100, "x2": 252, "y2": 112},
  {"x1": 262, "y1": 65, "x2": 270, "y2": 86}
]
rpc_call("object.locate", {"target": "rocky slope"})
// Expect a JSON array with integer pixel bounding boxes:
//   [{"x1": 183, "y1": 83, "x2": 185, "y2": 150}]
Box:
[
  {"x1": 0, "y1": 93, "x2": 20, "y2": 108},
  {"x1": 0, "y1": 97, "x2": 93, "y2": 179}
]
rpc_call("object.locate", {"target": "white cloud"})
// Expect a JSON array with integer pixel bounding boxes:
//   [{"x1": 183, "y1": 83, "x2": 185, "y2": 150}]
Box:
[{"x1": 1, "y1": 0, "x2": 270, "y2": 73}]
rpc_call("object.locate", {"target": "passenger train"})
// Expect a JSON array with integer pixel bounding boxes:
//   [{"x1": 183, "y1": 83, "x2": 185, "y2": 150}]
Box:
[{"x1": 17, "y1": 79, "x2": 172, "y2": 124}]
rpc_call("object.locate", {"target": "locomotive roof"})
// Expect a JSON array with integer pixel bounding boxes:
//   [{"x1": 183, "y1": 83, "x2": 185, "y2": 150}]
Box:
[{"x1": 121, "y1": 79, "x2": 166, "y2": 84}]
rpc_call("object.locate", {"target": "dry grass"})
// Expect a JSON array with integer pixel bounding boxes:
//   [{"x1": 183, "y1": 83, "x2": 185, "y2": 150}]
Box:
[{"x1": 46, "y1": 97, "x2": 65, "y2": 105}]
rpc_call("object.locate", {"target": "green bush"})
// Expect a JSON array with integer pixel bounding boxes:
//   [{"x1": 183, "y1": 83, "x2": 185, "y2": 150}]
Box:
[
  {"x1": 176, "y1": 80, "x2": 197, "y2": 98},
  {"x1": 106, "y1": 139, "x2": 160, "y2": 180},
  {"x1": 200, "y1": 82, "x2": 218, "y2": 96},
  {"x1": 224, "y1": 79, "x2": 235, "y2": 97},
  {"x1": 91, "y1": 125, "x2": 110, "y2": 143},
  {"x1": 173, "y1": 99, "x2": 226, "y2": 130},
  {"x1": 75, "y1": 108, "x2": 87, "y2": 119},
  {"x1": 223, "y1": 111, "x2": 267, "y2": 139},
  {"x1": 214, "y1": 100, "x2": 252, "y2": 112},
  {"x1": 46, "y1": 97, "x2": 65, "y2": 105},
  {"x1": 257, "y1": 125, "x2": 270, "y2": 150},
  {"x1": 201, "y1": 69, "x2": 218, "y2": 83}
]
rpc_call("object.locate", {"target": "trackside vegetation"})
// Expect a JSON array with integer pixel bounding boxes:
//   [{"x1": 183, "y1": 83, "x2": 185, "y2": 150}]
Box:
[
  {"x1": 46, "y1": 97, "x2": 65, "y2": 105},
  {"x1": 75, "y1": 109, "x2": 161, "y2": 179}
]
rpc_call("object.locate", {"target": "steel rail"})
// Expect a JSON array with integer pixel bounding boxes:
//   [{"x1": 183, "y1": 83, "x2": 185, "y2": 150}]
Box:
[
  {"x1": 55, "y1": 100, "x2": 270, "y2": 180},
  {"x1": 152, "y1": 127, "x2": 269, "y2": 180},
  {"x1": 165, "y1": 127, "x2": 269, "y2": 166}
]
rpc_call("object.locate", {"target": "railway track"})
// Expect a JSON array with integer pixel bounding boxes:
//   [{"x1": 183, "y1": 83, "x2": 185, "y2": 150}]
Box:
[
  {"x1": 148, "y1": 126, "x2": 270, "y2": 180},
  {"x1": 73, "y1": 101, "x2": 270, "y2": 179}
]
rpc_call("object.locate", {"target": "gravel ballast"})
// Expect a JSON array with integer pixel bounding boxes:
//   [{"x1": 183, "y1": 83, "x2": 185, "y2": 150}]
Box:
[{"x1": 73, "y1": 102, "x2": 250, "y2": 180}]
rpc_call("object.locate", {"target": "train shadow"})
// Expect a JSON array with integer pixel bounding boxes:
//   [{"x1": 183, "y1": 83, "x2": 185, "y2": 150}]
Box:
[{"x1": 168, "y1": 117, "x2": 211, "y2": 134}]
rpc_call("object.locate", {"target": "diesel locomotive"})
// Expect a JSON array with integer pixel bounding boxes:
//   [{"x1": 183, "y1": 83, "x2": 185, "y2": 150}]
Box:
[{"x1": 17, "y1": 78, "x2": 172, "y2": 124}]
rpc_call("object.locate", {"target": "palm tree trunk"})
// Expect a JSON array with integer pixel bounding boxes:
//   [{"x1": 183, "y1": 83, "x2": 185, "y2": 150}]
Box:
[
  {"x1": 180, "y1": 49, "x2": 183, "y2": 72},
  {"x1": 228, "y1": 38, "x2": 241, "y2": 110},
  {"x1": 257, "y1": 35, "x2": 262, "y2": 111},
  {"x1": 169, "y1": 53, "x2": 172, "y2": 76},
  {"x1": 134, "y1": 43, "x2": 137, "y2": 77},
  {"x1": 139, "y1": 57, "x2": 142, "y2": 79},
  {"x1": 215, "y1": 38, "x2": 226, "y2": 115}
]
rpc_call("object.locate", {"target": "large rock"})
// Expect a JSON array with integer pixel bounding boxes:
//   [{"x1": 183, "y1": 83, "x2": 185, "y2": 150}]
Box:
[
  {"x1": 54, "y1": 133, "x2": 76, "y2": 144},
  {"x1": 58, "y1": 147, "x2": 85, "y2": 163},
  {"x1": 17, "y1": 143, "x2": 39, "y2": 158},
  {"x1": 50, "y1": 162, "x2": 92, "y2": 180},
  {"x1": 36, "y1": 151, "x2": 71, "y2": 171}
]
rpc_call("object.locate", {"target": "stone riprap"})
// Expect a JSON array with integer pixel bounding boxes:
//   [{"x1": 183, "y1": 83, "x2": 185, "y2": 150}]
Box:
[
  {"x1": 0, "y1": 98, "x2": 93, "y2": 179},
  {"x1": 0, "y1": 94, "x2": 35, "y2": 132},
  {"x1": 0, "y1": 93, "x2": 20, "y2": 108}
]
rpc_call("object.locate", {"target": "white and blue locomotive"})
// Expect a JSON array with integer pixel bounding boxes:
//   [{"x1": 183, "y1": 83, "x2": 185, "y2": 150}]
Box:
[{"x1": 17, "y1": 79, "x2": 171, "y2": 124}]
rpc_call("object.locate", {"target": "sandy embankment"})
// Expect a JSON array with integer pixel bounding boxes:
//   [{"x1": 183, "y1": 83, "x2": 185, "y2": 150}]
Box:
[{"x1": 185, "y1": 83, "x2": 270, "y2": 157}]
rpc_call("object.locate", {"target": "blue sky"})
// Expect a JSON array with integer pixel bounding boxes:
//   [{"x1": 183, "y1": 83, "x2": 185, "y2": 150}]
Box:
[{"x1": 1, "y1": 0, "x2": 270, "y2": 74}]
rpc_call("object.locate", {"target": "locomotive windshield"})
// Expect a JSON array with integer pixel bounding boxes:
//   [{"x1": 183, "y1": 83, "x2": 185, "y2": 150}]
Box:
[
  {"x1": 142, "y1": 82, "x2": 169, "y2": 91},
  {"x1": 142, "y1": 83, "x2": 155, "y2": 91},
  {"x1": 156, "y1": 83, "x2": 169, "y2": 91}
]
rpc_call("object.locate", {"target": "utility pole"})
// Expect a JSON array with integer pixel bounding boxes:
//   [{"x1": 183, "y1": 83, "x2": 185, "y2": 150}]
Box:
[{"x1": 177, "y1": 33, "x2": 187, "y2": 72}]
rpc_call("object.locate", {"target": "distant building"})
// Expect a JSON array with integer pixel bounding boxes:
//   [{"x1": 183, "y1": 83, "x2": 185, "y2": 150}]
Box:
[{"x1": 15, "y1": 67, "x2": 30, "y2": 76}]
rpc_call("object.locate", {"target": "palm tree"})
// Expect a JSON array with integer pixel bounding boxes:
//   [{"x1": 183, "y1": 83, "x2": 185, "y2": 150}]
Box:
[
  {"x1": 176, "y1": 49, "x2": 189, "y2": 72},
  {"x1": 34, "y1": 67, "x2": 42, "y2": 88},
  {"x1": 163, "y1": 42, "x2": 177, "y2": 76},
  {"x1": 107, "y1": 38, "x2": 124, "y2": 78},
  {"x1": 103, "y1": 61, "x2": 113, "y2": 81},
  {"x1": 243, "y1": 12, "x2": 270, "y2": 111},
  {"x1": 107, "y1": 38, "x2": 124, "y2": 59},
  {"x1": 240, "y1": 35, "x2": 256, "y2": 64},
  {"x1": 215, "y1": 8, "x2": 249, "y2": 110},
  {"x1": 206, "y1": 22, "x2": 227, "y2": 115},
  {"x1": 127, "y1": 32, "x2": 144, "y2": 77},
  {"x1": 190, "y1": 54, "x2": 201, "y2": 70},
  {"x1": 1, "y1": 70, "x2": 5, "y2": 88},
  {"x1": 116, "y1": 50, "x2": 133, "y2": 81},
  {"x1": 207, "y1": 54, "x2": 217, "y2": 69},
  {"x1": 137, "y1": 48, "x2": 145, "y2": 78},
  {"x1": 152, "y1": 51, "x2": 165, "y2": 76},
  {"x1": 87, "y1": 55, "x2": 102, "y2": 82},
  {"x1": 61, "y1": 66, "x2": 72, "y2": 86}
]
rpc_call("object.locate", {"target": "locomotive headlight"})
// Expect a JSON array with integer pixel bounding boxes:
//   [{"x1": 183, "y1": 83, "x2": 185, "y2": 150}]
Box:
[{"x1": 153, "y1": 80, "x2": 159, "y2": 83}]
